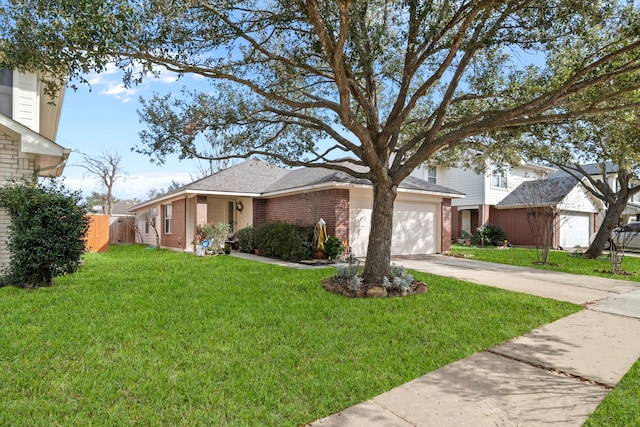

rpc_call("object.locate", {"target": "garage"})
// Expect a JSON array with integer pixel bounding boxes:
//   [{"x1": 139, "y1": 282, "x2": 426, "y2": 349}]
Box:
[
  {"x1": 559, "y1": 212, "x2": 591, "y2": 248},
  {"x1": 349, "y1": 189, "x2": 439, "y2": 257}
]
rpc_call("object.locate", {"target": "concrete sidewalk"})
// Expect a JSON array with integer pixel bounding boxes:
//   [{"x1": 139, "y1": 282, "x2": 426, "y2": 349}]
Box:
[{"x1": 307, "y1": 255, "x2": 640, "y2": 426}]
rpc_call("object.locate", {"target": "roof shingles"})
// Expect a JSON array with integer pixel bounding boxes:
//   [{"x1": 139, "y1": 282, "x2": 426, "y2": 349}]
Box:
[{"x1": 179, "y1": 159, "x2": 464, "y2": 197}]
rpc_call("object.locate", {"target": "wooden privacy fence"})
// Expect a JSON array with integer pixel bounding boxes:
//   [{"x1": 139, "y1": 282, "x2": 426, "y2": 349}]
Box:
[
  {"x1": 85, "y1": 214, "x2": 137, "y2": 252},
  {"x1": 86, "y1": 214, "x2": 109, "y2": 252},
  {"x1": 110, "y1": 216, "x2": 136, "y2": 244}
]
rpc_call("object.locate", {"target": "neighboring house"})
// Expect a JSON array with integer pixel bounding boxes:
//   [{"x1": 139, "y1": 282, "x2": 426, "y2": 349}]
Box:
[
  {"x1": 130, "y1": 159, "x2": 465, "y2": 257},
  {"x1": 548, "y1": 162, "x2": 640, "y2": 225},
  {"x1": 494, "y1": 176, "x2": 603, "y2": 248},
  {"x1": 0, "y1": 69, "x2": 70, "y2": 267},
  {"x1": 412, "y1": 159, "x2": 556, "y2": 241}
]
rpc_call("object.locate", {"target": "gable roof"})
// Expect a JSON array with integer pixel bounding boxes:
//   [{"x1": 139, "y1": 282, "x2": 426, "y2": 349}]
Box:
[
  {"x1": 263, "y1": 164, "x2": 463, "y2": 195},
  {"x1": 133, "y1": 159, "x2": 465, "y2": 209},
  {"x1": 548, "y1": 162, "x2": 618, "y2": 179},
  {"x1": 178, "y1": 159, "x2": 290, "y2": 195},
  {"x1": 495, "y1": 176, "x2": 579, "y2": 209}
]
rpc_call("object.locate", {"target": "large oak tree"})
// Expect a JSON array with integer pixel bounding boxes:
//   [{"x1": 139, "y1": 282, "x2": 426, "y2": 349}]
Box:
[{"x1": 2, "y1": 1, "x2": 639, "y2": 281}]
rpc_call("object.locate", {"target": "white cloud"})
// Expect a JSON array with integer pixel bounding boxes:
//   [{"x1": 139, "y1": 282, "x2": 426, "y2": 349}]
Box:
[
  {"x1": 82, "y1": 62, "x2": 184, "y2": 103},
  {"x1": 62, "y1": 171, "x2": 194, "y2": 202}
]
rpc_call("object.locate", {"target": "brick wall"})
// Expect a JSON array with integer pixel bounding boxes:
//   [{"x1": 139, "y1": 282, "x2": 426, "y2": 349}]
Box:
[
  {"x1": 489, "y1": 207, "x2": 537, "y2": 246},
  {"x1": 253, "y1": 199, "x2": 267, "y2": 225},
  {"x1": 162, "y1": 199, "x2": 186, "y2": 249},
  {"x1": 0, "y1": 133, "x2": 35, "y2": 267},
  {"x1": 441, "y1": 199, "x2": 451, "y2": 252},
  {"x1": 255, "y1": 189, "x2": 350, "y2": 241},
  {"x1": 196, "y1": 195, "x2": 208, "y2": 224}
]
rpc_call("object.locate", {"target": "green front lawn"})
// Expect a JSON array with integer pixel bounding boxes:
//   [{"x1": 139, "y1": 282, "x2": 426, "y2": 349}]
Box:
[
  {"x1": 451, "y1": 244, "x2": 640, "y2": 280},
  {"x1": 0, "y1": 245, "x2": 580, "y2": 426}
]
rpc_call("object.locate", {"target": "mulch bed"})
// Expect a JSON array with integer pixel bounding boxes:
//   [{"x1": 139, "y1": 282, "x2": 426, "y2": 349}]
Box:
[{"x1": 321, "y1": 277, "x2": 428, "y2": 298}]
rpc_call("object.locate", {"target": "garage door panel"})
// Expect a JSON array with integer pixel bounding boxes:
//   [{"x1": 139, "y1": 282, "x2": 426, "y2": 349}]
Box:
[
  {"x1": 560, "y1": 212, "x2": 590, "y2": 248},
  {"x1": 392, "y1": 201, "x2": 436, "y2": 255},
  {"x1": 350, "y1": 192, "x2": 438, "y2": 257},
  {"x1": 349, "y1": 195, "x2": 371, "y2": 258}
]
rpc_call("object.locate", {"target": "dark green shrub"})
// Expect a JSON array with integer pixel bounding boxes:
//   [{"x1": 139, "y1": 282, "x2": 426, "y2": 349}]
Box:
[
  {"x1": 475, "y1": 224, "x2": 507, "y2": 246},
  {"x1": 0, "y1": 179, "x2": 90, "y2": 288},
  {"x1": 252, "y1": 221, "x2": 314, "y2": 262},
  {"x1": 237, "y1": 226, "x2": 254, "y2": 253},
  {"x1": 323, "y1": 235, "x2": 344, "y2": 260}
]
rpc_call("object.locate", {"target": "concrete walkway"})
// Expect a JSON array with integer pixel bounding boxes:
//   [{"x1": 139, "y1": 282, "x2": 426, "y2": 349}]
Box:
[{"x1": 305, "y1": 255, "x2": 640, "y2": 426}]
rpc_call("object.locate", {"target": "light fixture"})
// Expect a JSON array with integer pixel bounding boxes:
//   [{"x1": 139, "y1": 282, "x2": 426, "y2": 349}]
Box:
[{"x1": 236, "y1": 201, "x2": 243, "y2": 212}]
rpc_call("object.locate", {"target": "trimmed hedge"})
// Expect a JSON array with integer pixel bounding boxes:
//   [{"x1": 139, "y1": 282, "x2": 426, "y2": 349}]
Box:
[{"x1": 238, "y1": 222, "x2": 314, "y2": 262}]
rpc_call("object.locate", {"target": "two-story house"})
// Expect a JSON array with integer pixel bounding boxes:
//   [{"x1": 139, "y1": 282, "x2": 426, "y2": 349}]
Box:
[
  {"x1": 412, "y1": 158, "x2": 614, "y2": 248},
  {"x1": 412, "y1": 159, "x2": 556, "y2": 241},
  {"x1": 0, "y1": 69, "x2": 70, "y2": 266}
]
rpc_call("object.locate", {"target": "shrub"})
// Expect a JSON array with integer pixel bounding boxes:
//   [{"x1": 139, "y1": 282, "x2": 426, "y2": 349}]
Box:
[
  {"x1": 323, "y1": 234, "x2": 345, "y2": 260},
  {"x1": 237, "y1": 226, "x2": 254, "y2": 253},
  {"x1": 336, "y1": 258, "x2": 362, "y2": 291},
  {"x1": 211, "y1": 222, "x2": 231, "y2": 252},
  {"x1": 196, "y1": 223, "x2": 215, "y2": 243},
  {"x1": 382, "y1": 264, "x2": 414, "y2": 293},
  {"x1": 252, "y1": 221, "x2": 314, "y2": 262},
  {"x1": 475, "y1": 224, "x2": 507, "y2": 246},
  {"x1": 0, "y1": 179, "x2": 90, "y2": 288}
]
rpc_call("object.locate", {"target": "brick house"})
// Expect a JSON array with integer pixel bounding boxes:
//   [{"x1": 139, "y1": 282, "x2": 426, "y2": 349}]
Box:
[
  {"x1": 130, "y1": 159, "x2": 464, "y2": 257},
  {"x1": 494, "y1": 176, "x2": 603, "y2": 248},
  {"x1": 0, "y1": 70, "x2": 70, "y2": 267}
]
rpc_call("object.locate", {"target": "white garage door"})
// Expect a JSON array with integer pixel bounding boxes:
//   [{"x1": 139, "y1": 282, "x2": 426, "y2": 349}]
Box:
[
  {"x1": 560, "y1": 212, "x2": 590, "y2": 248},
  {"x1": 349, "y1": 190, "x2": 438, "y2": 257},
  {"x1": 392, "y1": 200, "x2": 436, "y2": 255},
  {"x1": 349, "y1": 192, "x2": 372, "y2": 258}
]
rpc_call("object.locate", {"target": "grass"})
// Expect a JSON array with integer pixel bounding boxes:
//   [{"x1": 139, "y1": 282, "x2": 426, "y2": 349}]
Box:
[
  {"x1": 585, "y1": 360, "x2": 640, "y2": 426},
  {"x1": 451, "y1": 244, "x2": 640, "y2": 280},
  {"x1": 451, "y1": 243, "x2": 640, "y2": 426},
  {"x1": 0, "y1": 245, "x2": 580, "y2": 426}
]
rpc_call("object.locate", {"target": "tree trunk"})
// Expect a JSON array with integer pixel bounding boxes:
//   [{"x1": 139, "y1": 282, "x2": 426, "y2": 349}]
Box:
[
  {"x1": 362, "y1": 180, "x2": 397, "y2": 283},
  {"x1": 584, "y1": 200, "x2": 627, "y2": 259}
]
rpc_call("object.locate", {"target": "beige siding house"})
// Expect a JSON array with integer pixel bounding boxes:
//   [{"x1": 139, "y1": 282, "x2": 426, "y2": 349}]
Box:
[{"x1": 0, "y1": 70, "x2": 70, "y2": 267}]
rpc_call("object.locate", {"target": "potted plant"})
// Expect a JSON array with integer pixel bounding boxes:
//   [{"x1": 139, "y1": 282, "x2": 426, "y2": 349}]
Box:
[
  {"x1": 224, "y1": 243, "x2": 232, "y2": 254},
  {"x1": 458, "y1": 229, "x2": 472, "y2": 246}
]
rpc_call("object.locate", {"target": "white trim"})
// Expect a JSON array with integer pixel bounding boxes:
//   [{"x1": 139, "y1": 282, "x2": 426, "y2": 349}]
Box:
[{"x1": 0, "y1": 113, "x2": 69, "y2": 176}]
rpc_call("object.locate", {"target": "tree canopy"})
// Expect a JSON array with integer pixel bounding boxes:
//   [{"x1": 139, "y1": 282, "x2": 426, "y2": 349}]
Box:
[{"x1": 2, "y1": 0, "x2": 639, "y2": 281}]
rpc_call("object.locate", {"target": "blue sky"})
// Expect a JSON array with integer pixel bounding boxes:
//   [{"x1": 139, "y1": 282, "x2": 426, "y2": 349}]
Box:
[{"x1": 56, "y1": 67, "x2": 207, "y2": 201}]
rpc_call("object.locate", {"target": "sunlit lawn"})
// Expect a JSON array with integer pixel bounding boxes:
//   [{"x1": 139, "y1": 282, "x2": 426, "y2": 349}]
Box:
[
  {"x1": 0, "y1": 245, "x2": 581, "y2": 426},
  {"x1": 451, "y1": 244, "x2": 640, "y2": 281}
]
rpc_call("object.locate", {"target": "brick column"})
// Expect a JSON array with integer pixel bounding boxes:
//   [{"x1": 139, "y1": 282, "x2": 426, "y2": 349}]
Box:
[
  {"x1": 441, "y1": 199, "x2": 452, "y2": 252},
  {"x1": 196, "y1": 195, "x2": 208, "y2": 225}
]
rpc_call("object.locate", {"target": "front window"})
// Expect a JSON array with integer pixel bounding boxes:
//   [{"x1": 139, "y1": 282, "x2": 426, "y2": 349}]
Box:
[
  {"x1": 0, "y1": 68, "x2": 13, "y2": 117},
  {"x1": 163, "y1": 204, "x2": 172, "y2": 234},
  {"x1": 491, "y1": 164, "x2": 508, "y2": 189},
  {"x1": 426, "y1": 166, "x2": 437, "y2": 184}
]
